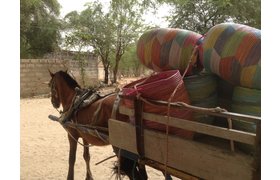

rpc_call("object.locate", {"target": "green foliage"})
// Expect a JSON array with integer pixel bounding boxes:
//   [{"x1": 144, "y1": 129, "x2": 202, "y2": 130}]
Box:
[
  {"x1": 63, "y1": 1, "x2": 116, "y2": 84},
  {"x1": 20, "y1": 0, "x2": 62, "y2": 58},
  {"x1": 73, "y1": 53, "x2": 88, "y2": 87},
  {"x1": 110, "y1": 0, "x2": 146, "y2": 82},
  {"x1": 167, "y1": 0, "x2": 228, "y2": 33},
  {"x1": 62, "y1": 0, "x2": 148, "y2": 83},
  {"x1": 159, "y1": 0, "x2": 260, "y2": 34},
  {"x1": 226, "y1": 0, "x2": 260, "y2": 29},
  {"x1": 117, "y1": 44, "x2": 149, "y2": 77},
  {"x1": 63, "y1": 10, "x2": 89, "y2": 51}
]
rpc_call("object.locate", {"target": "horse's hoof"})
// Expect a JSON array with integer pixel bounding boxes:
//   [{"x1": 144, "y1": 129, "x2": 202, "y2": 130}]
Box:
[
  {"x1": 85, "y1": 177, "x2": 93, "y2": 180},
  {"x1": 85, "y1": 174, "x2": 94, "y2": 180}
]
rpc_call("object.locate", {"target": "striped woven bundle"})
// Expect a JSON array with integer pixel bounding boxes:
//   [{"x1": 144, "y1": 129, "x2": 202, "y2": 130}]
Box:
[
  {"x1": 137, "y1": 28, "x2": 202, "y2": 74},
  {"x1": 184, "y1": 72, "x2": 217, "y2": 103},
  {"x1": 200, "y1": 23, "x2": 261, "y2": 90},
  {"x1": 232, "y1": 86, "x2": 261, "y2": 119},
  {"x1": 231, "y1": 86, "x2": 260, "y2": 154},
  {"x1": 183, "y1": 72, "x2": 218, "y2": 125}
]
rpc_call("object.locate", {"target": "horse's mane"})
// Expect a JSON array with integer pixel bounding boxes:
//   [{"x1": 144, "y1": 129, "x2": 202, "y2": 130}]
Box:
[{"x1": 57, "y1": 71, "x2": 81, "y2": 89}]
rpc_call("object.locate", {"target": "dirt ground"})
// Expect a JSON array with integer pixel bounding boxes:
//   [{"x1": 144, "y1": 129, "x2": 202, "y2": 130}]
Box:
[
  {"x1": 20, "y1": 98, "x2": 169, "y2": 180},
  {"x1": 20, "y1": 76, "x2": 178, "y2": 179}
]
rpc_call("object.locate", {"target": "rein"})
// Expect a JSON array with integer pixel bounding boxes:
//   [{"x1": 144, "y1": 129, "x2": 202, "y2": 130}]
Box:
[
  {"x1": 64, "y1": 127, "x2": 95, "y2": 148},
  {"x1": 60, "y1": 93, "x2": 95, "y2": 147}
]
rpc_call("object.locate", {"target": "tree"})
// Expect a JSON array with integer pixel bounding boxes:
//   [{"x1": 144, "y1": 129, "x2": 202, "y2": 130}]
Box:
[
  {"x1": 160, "y1": 0, "x2": 260, "y2": 34},
  {"x1": 63, "y1": 11, "x2": 90, "y2": 87},
  {"x1": 226, "y1": 0, "x2": 260, "y2": 29},
  {"x1": 82, "y1": 2, "x2": 116, "y2": 84},
  {"x1": 61, "y1": 0, "x2": 153, "y2": 84},
  {"x1": 20, "y1": 0, "x2": 61, "y2": 58},
  {"x1": 110, "y1": 0, "x2": 145, "y2": 83},
  {"x1": 168, "y1": 0, "x2": 230, "y2": 33},
  {"x1": 63, "y1": 2, "x2": 116, "y2": 84}
]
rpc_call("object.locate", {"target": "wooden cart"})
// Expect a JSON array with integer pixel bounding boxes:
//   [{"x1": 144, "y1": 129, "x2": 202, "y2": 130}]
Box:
[{"x1": 109, "y1": 97, "x2": 261, "y2": 180}]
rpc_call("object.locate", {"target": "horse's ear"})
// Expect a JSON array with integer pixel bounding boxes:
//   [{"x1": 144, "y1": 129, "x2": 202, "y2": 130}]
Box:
[
  {"x1": 48, "y1": 69, "x2": 54, "y2": 77},
  {"x1": 65, "y1": 69, "x2": 68, "y2": 73}
]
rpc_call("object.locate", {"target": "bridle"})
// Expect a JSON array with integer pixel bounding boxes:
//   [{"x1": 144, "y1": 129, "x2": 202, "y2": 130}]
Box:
[
  {"x1": 49, "y1": 76, "x2": 62, "y2": 113},
  {"x1": 49, "y1": 75, "x2": 78, "y2": 115}
]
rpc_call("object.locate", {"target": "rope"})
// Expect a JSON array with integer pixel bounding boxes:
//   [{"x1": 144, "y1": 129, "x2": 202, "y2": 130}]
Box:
[
  {"x1": 61, "y1": 122, "x2": 109, "y2": 147},
  {"x1": 164, "y1": 45, "x2": 199, "y2": 178},
  {"x1": 95, "y1": 155, "x2": 117, "y2": 165},
  {"x1": 55, "y1": 88, "x2": 102, "y2": 147},
  {"x1": 132, "y1": 160, "x2": 137, "y2": 179},
  {"x1": 63, "y1": 126, "x2": 94, "y2": 148},
  {"x1": 227, "y1": 117, "x2": 235, "y2": 152}
]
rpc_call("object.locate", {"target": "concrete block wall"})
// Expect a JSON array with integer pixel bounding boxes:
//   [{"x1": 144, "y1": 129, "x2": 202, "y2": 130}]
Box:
[{"x1": 20, "y1": 59, "x2": 98, "y2": 98}]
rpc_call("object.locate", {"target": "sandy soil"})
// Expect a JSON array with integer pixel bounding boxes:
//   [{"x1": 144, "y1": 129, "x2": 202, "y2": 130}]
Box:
[{"x1": 20, "y1": 97, "x2": 173, "y2": 180}]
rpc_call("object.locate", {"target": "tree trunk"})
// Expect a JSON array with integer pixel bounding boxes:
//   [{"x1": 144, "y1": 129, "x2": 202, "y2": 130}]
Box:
[
  {"x1": 104, "y1": 67, "x2": 109, "y2": 84},
  {"x1": 112, "y1": 55, "x2": 121, "y2": 83}
]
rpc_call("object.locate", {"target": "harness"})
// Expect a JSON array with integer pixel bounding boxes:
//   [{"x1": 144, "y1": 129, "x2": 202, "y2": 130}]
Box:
[
  {"x1": 53, "y1": 87, "x2": 114, "y2": 124},
  {"x1": 60, "y1": 88, "x2": 97, "y2": 123},
  {"x1": 49, "y1": 87, "x2": 115, "y2": 146}
]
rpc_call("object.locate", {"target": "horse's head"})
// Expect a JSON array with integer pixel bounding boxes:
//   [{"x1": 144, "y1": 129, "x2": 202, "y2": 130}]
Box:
[
  {"x1": 48, "y1": 70, "x2": 61, "y2": 109},
  {"x1": 48, "y1": 69, "x2": 81, "y2": 110}
]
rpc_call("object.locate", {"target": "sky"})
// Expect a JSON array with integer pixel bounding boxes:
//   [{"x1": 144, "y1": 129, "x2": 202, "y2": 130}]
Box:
[
  {"x1": 58, "y1": 0, "x2": 171, "y2": 28},
  {"x1": 58, "y1": 0, "x2": 110, "y2": 18}
]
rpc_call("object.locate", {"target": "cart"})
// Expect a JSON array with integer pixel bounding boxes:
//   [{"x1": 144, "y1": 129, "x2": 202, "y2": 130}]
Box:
[{"x1": 108, "y1": 96, "x2": 261, "y2": 180}]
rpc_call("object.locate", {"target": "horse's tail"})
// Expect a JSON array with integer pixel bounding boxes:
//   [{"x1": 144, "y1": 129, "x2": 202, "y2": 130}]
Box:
[{"x1": 111, "y1": 146, "x2": 148, "y2": 180}]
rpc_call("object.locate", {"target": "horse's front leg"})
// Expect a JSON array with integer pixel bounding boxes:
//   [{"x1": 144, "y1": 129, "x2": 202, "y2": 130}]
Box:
[
  {"x1": 138, "y1": 163, "x2": 148, "y2": 180},
  {"x1": 83, "y1": 139, "x2": 93, "y2": 180},
  {"x1": 67, "y1": 133, "x2": 78, "y2": 180}
]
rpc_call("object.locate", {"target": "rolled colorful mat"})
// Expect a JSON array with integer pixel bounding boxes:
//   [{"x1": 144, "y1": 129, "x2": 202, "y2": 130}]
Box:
[
  {"x1": 183, "y1": 72, "x2": 218, "y2": 125},
  {"x1": 137, "y1": 28, "x2": 202, "y2": 74},
  {"x1": 231, "y1": 86, "x2": 261, "y2": 154},
  {"x1": 199, "y1": 23, "x2": 261, "y2": 90}
]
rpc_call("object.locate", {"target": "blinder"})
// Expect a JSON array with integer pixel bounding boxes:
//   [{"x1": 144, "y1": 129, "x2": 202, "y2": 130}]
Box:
[{"x1": 49, "y1": 76, "x2": 60, "y2": 108}]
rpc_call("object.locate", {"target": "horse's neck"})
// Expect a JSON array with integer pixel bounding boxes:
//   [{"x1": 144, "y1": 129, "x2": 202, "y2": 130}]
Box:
[{"x1": 58, "y1": 82, "x2": 76, "y2": 111}]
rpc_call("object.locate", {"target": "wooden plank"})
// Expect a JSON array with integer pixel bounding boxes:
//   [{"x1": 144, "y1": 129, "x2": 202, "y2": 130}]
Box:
[
  {"x1": 252, "y1": 121, "x2": 261, "y2": 179},
  {"x1": 119, "y1": 106, "x2": 256, "y2": 145},
  {"x1": 144, "y1": 111, "x2": 256, "y2": 145},
  {"x1": 109, "y1": 119, "x2": 256, "y2": 180},
  {"x1": 139, "y1": 159, "x2": 200, "y2": 180},
  {"x1": 109, "y1": 119, "x2": 137, "y2": 153},
  {"x1": 146, "y1": 100, "x2": 261, "y2": 123},
  {"x1": 119, "y1": 106, "x2": 134, "y2": 116}
]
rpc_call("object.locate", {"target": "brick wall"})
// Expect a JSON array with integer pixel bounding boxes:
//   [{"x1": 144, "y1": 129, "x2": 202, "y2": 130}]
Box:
[{"x1": 20, "y1": 59, "x2": 99, "y2": 98}]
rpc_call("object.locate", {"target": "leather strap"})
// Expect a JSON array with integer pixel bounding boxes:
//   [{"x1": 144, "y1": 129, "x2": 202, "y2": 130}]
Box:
[
  {"x1": 134, "y1": 98, "x2": 145, "y2": 158},
  {"x1": 111, "y1": 93, "x2": 120, "y2": 119}
]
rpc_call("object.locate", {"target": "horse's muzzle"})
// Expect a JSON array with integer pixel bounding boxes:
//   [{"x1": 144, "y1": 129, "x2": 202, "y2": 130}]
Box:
[{"x1": 51, "y1": 98, "x2": 60, "y2": 109}]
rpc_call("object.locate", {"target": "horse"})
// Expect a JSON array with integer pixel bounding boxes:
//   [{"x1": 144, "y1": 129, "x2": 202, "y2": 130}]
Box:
[{"x1": 48, "y1": 70, "x2": 150, "y2": 180}]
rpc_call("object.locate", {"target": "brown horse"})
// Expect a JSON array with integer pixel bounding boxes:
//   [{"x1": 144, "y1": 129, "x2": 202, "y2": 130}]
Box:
[{"x1": 48, "y1": 70, "x2": 150, "y2": 180}]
